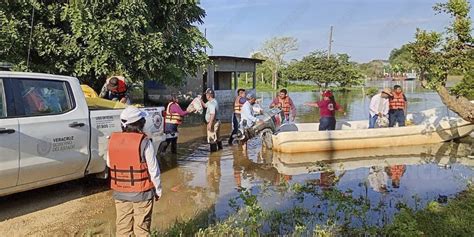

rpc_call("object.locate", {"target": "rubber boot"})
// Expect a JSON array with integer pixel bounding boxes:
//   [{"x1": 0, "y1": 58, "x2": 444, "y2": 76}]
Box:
[
  {"x1": 217, "y1": 141, "x2": 223, "y2": 150},
  {"x1": 170, "y1": 138, "x2": 178, "y2": 154},
  {"x1": 209, "y1": 143, "x2": 218, "y2": 152},
  {"x1": 158, "y1": 141, "x2": 169, "y2": 156}
]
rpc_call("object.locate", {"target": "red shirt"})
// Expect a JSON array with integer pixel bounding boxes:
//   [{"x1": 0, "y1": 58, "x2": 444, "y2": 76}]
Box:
[
  {"x1": 317, "y1": 100, "x2": 340, "y2": 117},
  {"x1": 169, "y1": 103, "x2": 188, "y2": 116}
]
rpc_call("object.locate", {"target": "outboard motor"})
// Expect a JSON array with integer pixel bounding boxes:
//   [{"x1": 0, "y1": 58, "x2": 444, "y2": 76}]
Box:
[{"x1": 236, "y1": 108, "x2": 283, "y2": 149}]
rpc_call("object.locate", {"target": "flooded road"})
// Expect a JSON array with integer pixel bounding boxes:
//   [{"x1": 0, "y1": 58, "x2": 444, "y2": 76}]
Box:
[{"x1": 0, "y1": 91, "x2": 473, "y2": 236}]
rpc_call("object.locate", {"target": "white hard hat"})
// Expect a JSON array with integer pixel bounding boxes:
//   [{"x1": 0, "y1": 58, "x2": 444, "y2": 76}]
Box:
[{"x1": 120, "y1": 106, "x2": 148, "y2": 126}]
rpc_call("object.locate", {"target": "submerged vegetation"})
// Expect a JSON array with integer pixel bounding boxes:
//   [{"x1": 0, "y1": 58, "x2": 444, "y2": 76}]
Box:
[
  {"x1": 384, "y1": 185, "x2": 474, "y2": 236},
  {"x1": 154, "y1": 170, "x2": 474, "y2": 236}
]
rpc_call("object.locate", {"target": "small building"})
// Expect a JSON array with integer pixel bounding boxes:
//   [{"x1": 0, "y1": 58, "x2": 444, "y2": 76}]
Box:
[{"x1": 146, "y1": 55, "x2": 263, "y2": 122}]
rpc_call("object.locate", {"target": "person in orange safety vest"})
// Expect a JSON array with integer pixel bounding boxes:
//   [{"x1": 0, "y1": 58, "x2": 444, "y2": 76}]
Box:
[
  {"x1": 229, "y1": 88, "x2": 246, "y2": 145},
  {"x1": 270, "y1": 88, "x2": 296, "y2": 123},
  {"x1": 107, "y1": 106, "x2": 161, "y2": 237},
  {"x1": 388, "y1": 85, "x2": 407, "y2": 127},
  {"x1": 385, "y1": 164, "x2": 406, "y2": 189},
  {"x1": 159, "y1": 94, "x2": 194, "y2": 155}
]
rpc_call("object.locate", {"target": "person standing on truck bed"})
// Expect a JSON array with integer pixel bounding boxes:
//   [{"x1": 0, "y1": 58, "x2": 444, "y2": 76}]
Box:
[
  {"x1": 99, "y1": 76, "x2": 129, "y2": 104},
  {"x1": 107, "y1": 106, "x2": 162, "y2": 237},
  {"x1": 159, "y1": 94, "x2": 194, "y2": 155}
]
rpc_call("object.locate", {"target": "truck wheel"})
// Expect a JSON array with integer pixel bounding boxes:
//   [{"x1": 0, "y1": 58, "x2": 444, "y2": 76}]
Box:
[
  {"x1": 261, "y1": 129, "x2": 273, "y2": 149},
  {"x1": 94, "y1": 167, "x2": 109, "y2": 179}
]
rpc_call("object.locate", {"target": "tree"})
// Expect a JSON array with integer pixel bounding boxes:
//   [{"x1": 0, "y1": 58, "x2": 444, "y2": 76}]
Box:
[
  {"x1": 0, "y1": 0, "x2": 210, "y2": 90},
  {"x1": 334, "y1": 53, "x2": 364, "y2": 88},
  {"x1": 409, "y1": 0, "x2": 473, "y2": 122},
  {"x1": 284, "y1": 51, "x2": 363, "y2": 88},
  {"x1": 251, "y1": 52, "x2": 273, "y2": 84},
  {"x1": 260, "y1": 36, "x2": 298, "y2": 89},
  {"x1": 388, "y1": 44, "x2": 414, "y2": 74},
  {"x1": 358, "y1": 60, "x2": 387, "y2": 80}
]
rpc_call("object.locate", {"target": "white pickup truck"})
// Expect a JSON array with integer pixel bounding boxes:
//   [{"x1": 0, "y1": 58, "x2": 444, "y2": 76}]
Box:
[{"x1": 0, "y1": 72, "x2": 166, "y2": 197}]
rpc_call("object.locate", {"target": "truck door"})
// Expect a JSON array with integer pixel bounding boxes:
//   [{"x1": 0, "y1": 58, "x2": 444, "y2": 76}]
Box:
[
  {"x1": 0, "y1": 78, "x2": 19, "y2": 190},
  {"x1": 13, "y1": 78, "x2": 90, "y2": 185}
]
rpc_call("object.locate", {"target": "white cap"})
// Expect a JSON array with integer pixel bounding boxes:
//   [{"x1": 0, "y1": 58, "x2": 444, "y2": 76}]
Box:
[{"x1": 120, "y1": 106, "x2": 148, "y2": 127}]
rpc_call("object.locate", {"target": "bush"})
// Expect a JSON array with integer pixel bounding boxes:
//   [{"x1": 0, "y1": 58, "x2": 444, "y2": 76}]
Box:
[{"x1": 365, "y1": 87, "x2": 378, "y2": 97}]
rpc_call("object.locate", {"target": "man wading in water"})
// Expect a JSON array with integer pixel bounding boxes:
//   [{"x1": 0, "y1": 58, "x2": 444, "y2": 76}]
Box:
[
  {"x1": 229, "y1": 88, "x2": 246, "y2": 145},
  {"x1": 201, "y1": 88, "x2": 222, "y2": 152}
]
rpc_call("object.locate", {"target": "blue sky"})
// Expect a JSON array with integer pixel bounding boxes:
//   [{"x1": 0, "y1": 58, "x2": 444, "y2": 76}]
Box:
[{"x1": 197, "y1": 0, "x2": 453, "y2": 63}]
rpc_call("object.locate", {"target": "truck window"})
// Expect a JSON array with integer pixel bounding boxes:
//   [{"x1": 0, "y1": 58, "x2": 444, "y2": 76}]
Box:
[
  {"x1": 15, "y1": 79, "x2": 74, "y2": 116},
  {"x1": 0, "y1": 79, "x2": 5, "y2": 118}
]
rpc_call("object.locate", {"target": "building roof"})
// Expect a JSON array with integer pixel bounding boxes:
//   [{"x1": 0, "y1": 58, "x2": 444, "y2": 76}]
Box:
[{"x1": 209, "y1": 55, "x2": 264, "y2": 63}]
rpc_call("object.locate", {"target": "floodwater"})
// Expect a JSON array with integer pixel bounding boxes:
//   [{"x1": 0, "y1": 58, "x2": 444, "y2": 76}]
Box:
[
  {"x1": 0, "y1": 89, "x2": 473, "y2": 235},
  {"x1": 256, "y1": 83, "x2": 450, "y2": 123}
]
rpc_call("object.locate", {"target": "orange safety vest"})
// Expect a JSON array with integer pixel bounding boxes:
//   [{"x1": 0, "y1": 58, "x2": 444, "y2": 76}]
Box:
[
  {"x1": 234, "y1": 96, "x2": 243, "y2": 114},
  {"x1": 108, "y1": 132, "x2": 154, "y2": 193},
  {"x1": 111, "y1": 79, "x2": 127, "y2": 94},
  {"x1": 234, "y1": 170, "x2": 242, "y2": 187},
  {"x1": 165, "y1": 102, "x2": 183, "y2": 125},
  {"x1": 278, "y1": 97, "x2": 292, "y2": 115},
  {"x1": 389, "y1": 92, "x2": 406, "y2": 110},
  {"x1": 389, "y1": 165, "x2": 405, "y2": 181}
]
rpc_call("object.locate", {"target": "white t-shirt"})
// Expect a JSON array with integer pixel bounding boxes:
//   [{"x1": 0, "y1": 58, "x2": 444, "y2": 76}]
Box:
[{"x1": 205, "y1": 99, "x2": 219, "y2": 123}]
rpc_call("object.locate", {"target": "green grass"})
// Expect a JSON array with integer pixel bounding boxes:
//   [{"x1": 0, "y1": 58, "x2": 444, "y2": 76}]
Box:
[
  {"x1": 383, "y1": 186, "x2": 474, "y2": 236},
  {"x1": 150, "y1": 210, "x2": 213, "y2": 237}
]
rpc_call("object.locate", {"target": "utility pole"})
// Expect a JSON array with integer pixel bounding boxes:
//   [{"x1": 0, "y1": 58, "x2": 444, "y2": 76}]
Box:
[
  {"x1": 327, "y1": 25, "x2": 333, "y2": 60},
  {"x1": 26, "y1": 7, "x2": 35, "y2": 70}
]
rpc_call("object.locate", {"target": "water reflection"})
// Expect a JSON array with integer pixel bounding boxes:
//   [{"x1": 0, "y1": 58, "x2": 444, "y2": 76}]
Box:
[
  {"x1": 67, "y1": 122, "x2": 472, "y2": 235},
  {"x1": 169, "y1": 134, "x2": 473, "y2": 227},
  {"x1": 271, "y1": 142, "x2": 473, "y2": 175},
  {"x1": 158, "y1": 88, "x2": 471, "y2": 232}
]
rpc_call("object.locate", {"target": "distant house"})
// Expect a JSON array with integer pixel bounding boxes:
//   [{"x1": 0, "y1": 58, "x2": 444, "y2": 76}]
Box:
[{"x1": 146, "y1": 55, "x2": 264, "y2": 122}]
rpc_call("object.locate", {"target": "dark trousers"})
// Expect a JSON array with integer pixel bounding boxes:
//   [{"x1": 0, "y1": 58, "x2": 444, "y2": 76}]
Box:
[
  {"x1": 389, "y1": 109, "x2": 405, "y2": 127},
  {"x1": 319, "y1": 117, "x2": 336, "y2": 131},
  {"x1": 160, "y1": 138, "x2": 177, "y2": 154},
  {"x1": 229, "y1": 113, "x2": 240, "y2": 143},
  {"x1": 160, "y1": 123, "x2": 179, "y2": 154}
]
